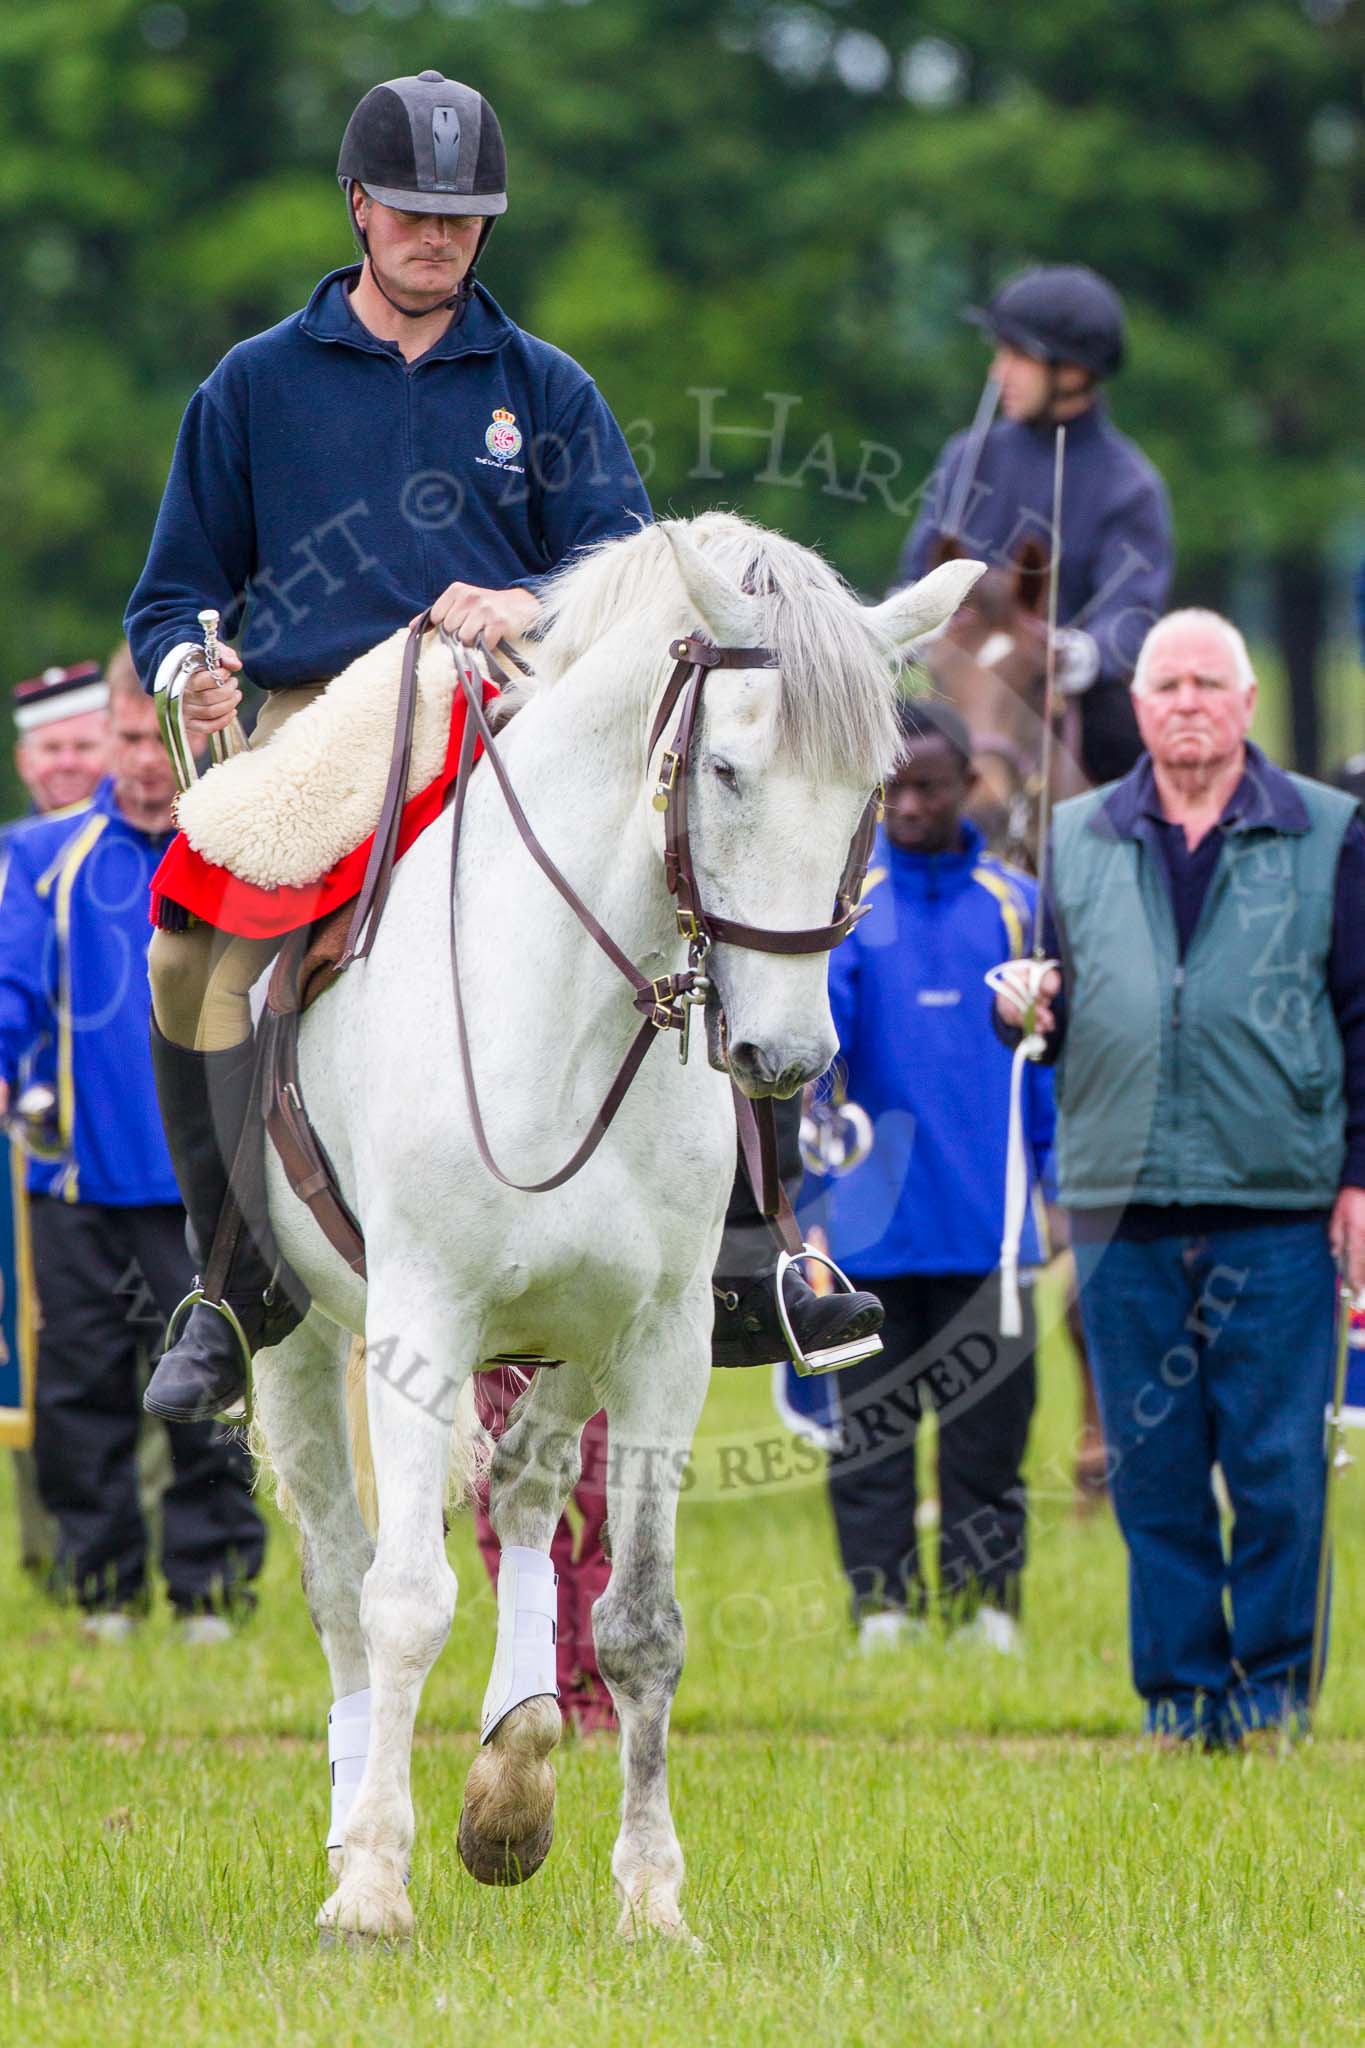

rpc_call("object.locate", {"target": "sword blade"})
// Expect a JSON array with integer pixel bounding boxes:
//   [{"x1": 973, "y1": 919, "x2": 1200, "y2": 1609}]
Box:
[
  {"x1": 1030, "y1": 423, "x2": 1067, "y2": 959},
  {"x1": 1309, "y1": 1274, "x2": 1355, "y2": 1713},
  {"x1": 941, "y1": 373, "x2": 1001, "y2": 544}
]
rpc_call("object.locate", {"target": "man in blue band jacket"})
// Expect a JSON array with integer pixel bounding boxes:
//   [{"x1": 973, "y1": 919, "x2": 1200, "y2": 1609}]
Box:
[{"x1": 0, "y1": 665, "x2": 263, "y2": 1626}]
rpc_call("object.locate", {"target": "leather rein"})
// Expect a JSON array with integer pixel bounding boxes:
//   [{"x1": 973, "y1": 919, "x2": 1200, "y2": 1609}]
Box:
[{"x1": 443, "y1": 623, "x2": 881, "y2": 1222}]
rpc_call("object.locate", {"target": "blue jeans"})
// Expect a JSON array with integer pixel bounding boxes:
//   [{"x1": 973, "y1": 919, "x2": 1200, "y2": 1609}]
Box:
[{"x1": 1073, "y1": 1218, "x2": 1335, "y2": 1741}]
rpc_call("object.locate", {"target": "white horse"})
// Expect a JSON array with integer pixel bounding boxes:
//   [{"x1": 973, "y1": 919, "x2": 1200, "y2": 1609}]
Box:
[{"x1": 251, "y1": 512, "x2": 981, "y2": 1945}]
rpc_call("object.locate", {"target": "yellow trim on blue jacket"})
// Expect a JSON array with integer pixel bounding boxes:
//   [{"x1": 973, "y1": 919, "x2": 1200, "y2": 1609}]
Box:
[
  {"x1": 970, "y1": 863, "x2": 1029, "y2": 961},
  {"x1": 31, "y1": 798, "x2": 98, "y2": 900},
  {"x1": 45, "y1": 812, "x2": 109, "y2": 1202},
  {"x1": 0, "y1": 1138, "x2": 38, "y2": 1447}
]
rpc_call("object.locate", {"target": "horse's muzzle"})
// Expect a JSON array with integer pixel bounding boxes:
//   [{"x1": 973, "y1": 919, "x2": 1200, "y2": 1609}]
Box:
[{"x1": 726, "y1": 1039, "x2": 828, "y2": 1100}]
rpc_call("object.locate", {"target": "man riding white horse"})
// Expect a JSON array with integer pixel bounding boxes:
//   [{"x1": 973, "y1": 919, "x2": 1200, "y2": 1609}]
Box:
[{"x1": 126, "y1": 68, "x2": 882, "y2": 1425}]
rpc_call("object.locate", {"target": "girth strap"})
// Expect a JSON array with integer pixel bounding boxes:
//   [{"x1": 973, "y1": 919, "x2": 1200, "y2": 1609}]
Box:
[{"x1": 261, "y1": 997, "x2": 367, "y2": 1278}]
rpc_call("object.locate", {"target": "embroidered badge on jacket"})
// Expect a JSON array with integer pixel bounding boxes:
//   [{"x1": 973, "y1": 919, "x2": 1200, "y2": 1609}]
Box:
[{"x1": 484, "y1": 408, "x2": 523, "y2": 465}]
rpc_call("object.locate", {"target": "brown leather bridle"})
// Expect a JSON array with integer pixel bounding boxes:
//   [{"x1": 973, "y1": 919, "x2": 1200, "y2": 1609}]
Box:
[
  {"x1": 649, "y1": 635, "x2": 880, "y2": 958},
  {"x1": 445, "y1": 627, "x2": 881, "y2": 1214}
]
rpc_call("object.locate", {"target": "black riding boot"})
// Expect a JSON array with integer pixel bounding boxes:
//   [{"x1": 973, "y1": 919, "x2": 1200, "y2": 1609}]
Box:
[
  {"x1": 711, "y1": 1267, "x2": 884, "y2": 1372},
  {"x1": 144, "y1": 1025, "x2": 302, "y2": 1423},
  {"x1": 711, "y1": 1091, "x2": 883, "y2": 1372}
]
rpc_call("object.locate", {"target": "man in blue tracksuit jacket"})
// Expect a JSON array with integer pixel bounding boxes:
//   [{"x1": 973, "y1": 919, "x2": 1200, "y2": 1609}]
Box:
[
  {"x1": 806, "y1": 699, "x2": 1053, "y2": 1646},
  {"x1": 0, "y1": 671, "x2": 263, "y2": 1622}
]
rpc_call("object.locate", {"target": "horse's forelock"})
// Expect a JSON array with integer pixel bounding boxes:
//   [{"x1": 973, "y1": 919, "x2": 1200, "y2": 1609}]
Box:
[{"x1": 532, "y1": 513, "x2": 905, "y2": 786}]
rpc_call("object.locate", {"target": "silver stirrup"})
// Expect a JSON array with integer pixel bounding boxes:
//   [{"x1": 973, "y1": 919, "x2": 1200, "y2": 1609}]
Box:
[
  {"x1": 163, "y1": 1286, "x2": 254, "y2": 1425},
  {"x1": 776, "y1": 1248, "x2": 884, "y2": 1378}
]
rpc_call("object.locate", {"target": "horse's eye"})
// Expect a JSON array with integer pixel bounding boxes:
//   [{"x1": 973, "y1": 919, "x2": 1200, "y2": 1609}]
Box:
[{"x1": 710, "y1": 757, "x2": 738, "y2": 790}]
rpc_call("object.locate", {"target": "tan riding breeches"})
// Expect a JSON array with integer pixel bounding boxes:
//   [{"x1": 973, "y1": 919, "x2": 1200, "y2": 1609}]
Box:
[{"x1": 148, "y1": 684, "x2": 329, "y2": 1052}]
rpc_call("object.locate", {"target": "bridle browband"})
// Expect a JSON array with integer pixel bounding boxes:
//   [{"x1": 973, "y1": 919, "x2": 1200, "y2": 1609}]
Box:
[{"x1": 438, "y1": 618, "x2": 881, "y2": 1205}]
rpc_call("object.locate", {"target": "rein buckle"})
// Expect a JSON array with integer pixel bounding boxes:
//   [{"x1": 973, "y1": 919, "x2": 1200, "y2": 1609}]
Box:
[
  {"x1": 652, "y1": 750, "x2": 681, "y2": 813},
  {"x1": 677, "y1": 975, "x2": 711, "y2": 1066}
]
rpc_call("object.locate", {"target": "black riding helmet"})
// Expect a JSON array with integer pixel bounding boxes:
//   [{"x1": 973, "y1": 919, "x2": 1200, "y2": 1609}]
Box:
[
  {"x1": 337, "y1": 70, "x2": 507, "y2": 319},
  {"x1": 964, "y1": 265, "x2": 1125, "y2": 379}
]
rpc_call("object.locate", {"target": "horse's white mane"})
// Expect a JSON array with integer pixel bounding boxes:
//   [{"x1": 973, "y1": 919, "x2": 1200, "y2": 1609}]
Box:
[{"x1": 521, "y1": 512, "x2": 904, "y2": 786}]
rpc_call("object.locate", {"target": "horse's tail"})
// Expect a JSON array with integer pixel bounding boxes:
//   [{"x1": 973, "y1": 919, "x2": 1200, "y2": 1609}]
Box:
[{"x1": 345, "y1": 1339, "x2": 490, "y2": 1538}]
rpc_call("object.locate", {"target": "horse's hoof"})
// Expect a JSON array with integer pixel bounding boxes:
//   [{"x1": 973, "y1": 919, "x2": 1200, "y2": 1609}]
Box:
[
  {"x1": 457, "y1": 1701, "x2": 559, "y2": 1886},
  {"x1": 317, "y1": 1879, "x2": 414, "y2": 1947},
  {"x1": 616, "y1": 1901, "x2": 703, "y2": 1952},
  {"x1": 457, "y1": 1804, "x2": 554, "y2": 1886},
  {"x1": 317, "y1": 1923, "x2": 410, "y2": 1954}
]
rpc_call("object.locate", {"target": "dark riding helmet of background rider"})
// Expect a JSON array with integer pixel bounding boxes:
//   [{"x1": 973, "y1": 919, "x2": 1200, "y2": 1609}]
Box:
[
  {"x1": 336, "y1": 70, "x2": 508, "y2": 320},
  {"x1": 963, "y1": 264, "x2": 1125, "y2": 380}
]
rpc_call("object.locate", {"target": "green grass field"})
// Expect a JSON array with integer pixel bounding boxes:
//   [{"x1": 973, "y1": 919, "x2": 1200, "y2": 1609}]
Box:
[{"x1": 4, "y1": 1272, "x2": 1365, "y2": 2046}]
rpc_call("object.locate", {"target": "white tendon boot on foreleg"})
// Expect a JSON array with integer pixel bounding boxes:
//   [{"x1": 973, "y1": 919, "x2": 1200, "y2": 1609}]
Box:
[
  {"x1": 326, "y1": 1688, "x2": 372, "y2": 1873},
  {"x1": 459, "y1": 1545, "x2": 562, "y2": 1886}
]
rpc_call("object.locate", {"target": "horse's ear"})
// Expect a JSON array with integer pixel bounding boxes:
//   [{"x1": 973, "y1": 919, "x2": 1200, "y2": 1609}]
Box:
[
  {"x1": 660, "y1": 522, "x2": 764, "y2": 647},
  {"x1": 864, "y1": 559, "x2": 987, "y2": 648}
]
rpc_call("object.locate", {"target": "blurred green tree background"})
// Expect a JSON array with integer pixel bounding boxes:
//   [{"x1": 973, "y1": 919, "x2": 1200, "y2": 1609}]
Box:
[{"x1": 1, "y1": 0, "x2": 1362, "y2": 807}]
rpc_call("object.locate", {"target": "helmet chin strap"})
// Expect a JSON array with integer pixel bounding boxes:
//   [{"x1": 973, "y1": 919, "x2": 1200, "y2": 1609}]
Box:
[
  {"x1": 348, "y1": 185, "x2": 495, "y2": 325},
  {"x1": 1042, "y1": 362, "x2": 1097, "y2": 425},
  {"x1": 365, "y1": 244, "x2": 474, "y2": 321}
]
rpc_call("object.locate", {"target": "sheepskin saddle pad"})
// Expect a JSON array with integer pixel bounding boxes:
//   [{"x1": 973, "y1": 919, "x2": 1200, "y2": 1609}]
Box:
[{"x1": 173, "y1": 629, "x2": 513, "y2": 892}]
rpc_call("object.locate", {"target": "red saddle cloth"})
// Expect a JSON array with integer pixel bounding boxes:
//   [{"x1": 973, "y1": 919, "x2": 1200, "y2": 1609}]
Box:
[{"x1": 150, "y1": 680, "x2": 495, "y2": 940}]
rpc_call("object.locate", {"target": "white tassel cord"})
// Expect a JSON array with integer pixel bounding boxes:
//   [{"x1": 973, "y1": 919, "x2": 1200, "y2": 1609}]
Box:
[{"x1": 984, "y1": 958, "x2": 1057, "y2": 1340}]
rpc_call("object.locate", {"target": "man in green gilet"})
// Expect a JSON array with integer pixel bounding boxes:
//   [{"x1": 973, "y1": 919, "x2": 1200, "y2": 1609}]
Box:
[{"x1": 995, "y1": 607, "x2": 1365, "y2": 1748}]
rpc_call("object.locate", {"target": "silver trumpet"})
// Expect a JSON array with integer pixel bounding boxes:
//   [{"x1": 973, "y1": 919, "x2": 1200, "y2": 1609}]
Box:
[{"x1": 154, "y1": 607, "x2": 248, "y2": 794}]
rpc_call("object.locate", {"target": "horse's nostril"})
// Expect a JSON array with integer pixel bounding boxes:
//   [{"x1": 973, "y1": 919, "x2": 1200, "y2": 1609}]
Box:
[{"x1": 729, "y1": 1041, "x2": 775, "y2": 1086}]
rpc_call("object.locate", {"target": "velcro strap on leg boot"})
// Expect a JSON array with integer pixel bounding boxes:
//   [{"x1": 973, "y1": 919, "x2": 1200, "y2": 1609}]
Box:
[
  {"x1": 326, "y1": 1687, "x2": 371, "y2": 1851},
  {"x1": 480, "y1": 1546, "x2": 558, "y2": 1744}
]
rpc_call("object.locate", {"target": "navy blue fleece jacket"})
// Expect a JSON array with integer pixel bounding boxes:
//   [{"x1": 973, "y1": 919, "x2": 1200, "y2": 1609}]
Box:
[{"x1": 126, "y1": 267, "x2": 652, "y2": 691}]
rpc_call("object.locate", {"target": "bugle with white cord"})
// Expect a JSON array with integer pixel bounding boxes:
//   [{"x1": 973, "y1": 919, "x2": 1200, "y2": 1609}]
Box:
[{"x1": 153, "y1": 607, "x2": 248, "y2": 794}]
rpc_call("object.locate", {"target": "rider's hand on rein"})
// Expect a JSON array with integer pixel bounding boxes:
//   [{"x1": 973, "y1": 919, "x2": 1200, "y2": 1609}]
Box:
[{"x1": 418, "y1": 582, "x2": 541, "y2": 651}]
